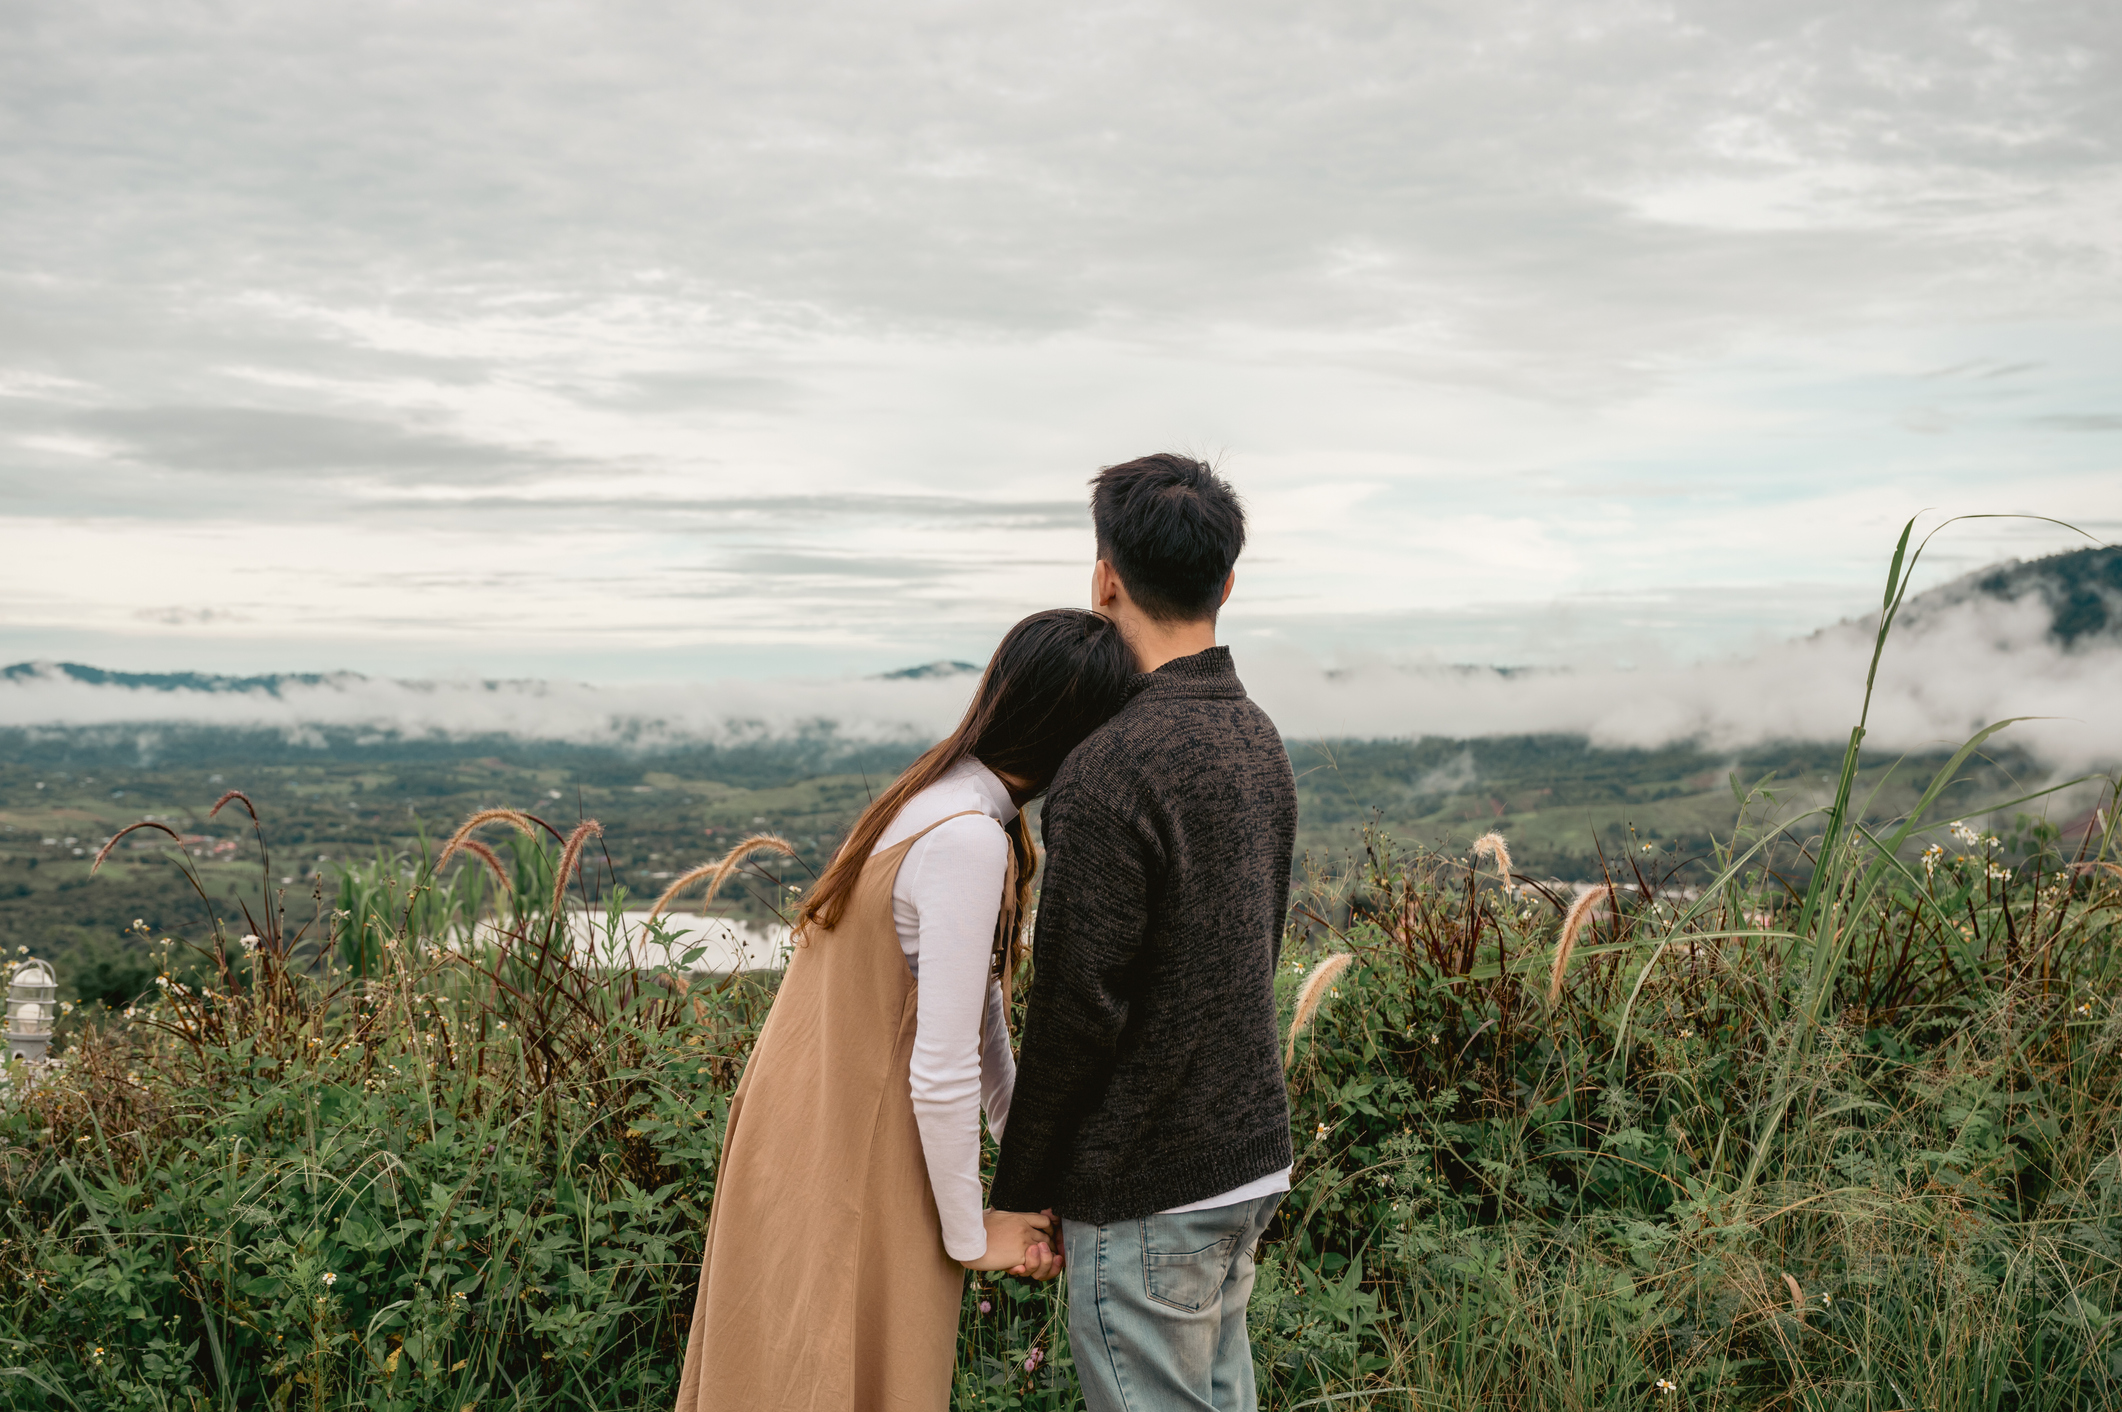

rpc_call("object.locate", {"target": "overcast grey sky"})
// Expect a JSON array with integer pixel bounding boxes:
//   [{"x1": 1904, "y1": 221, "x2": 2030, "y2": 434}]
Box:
[{"x1": 3, "y1": 0, "x2": 2117, "y2": 681}]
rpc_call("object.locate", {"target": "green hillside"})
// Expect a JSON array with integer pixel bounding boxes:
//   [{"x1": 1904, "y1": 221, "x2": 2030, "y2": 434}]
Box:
[
  {"x1": 0, "y1": 727, "x2": 2052, "y2": 1012},
  {"x1": 1285, "y1": 733, "x2": 2042, "y2": 883}
]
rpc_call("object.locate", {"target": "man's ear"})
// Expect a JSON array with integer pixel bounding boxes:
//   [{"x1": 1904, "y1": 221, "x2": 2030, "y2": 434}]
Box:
[
  {"x1": 1218, "y1": 570, "x2": 1235, "y2": 608},
  {"x1": 1092, "y1": 559, "x2": 1126, "y2": 612}
]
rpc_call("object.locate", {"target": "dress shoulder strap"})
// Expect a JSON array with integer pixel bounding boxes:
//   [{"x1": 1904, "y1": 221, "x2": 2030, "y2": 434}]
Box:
[{"x1": 872, "y1": 808, "x2": 992, "y2": 860}]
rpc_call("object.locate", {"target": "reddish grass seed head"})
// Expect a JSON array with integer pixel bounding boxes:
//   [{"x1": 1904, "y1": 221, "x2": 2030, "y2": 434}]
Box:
[
  {"x1": 1549, "y1": 884, "x2": 1615, "y2": 1005},
  {"x1": 1285, "y1": 951, "x2": 1356, "y2": 1067}
]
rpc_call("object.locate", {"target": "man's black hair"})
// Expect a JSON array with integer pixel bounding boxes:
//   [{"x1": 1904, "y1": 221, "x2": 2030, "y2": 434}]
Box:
[{"x1": 1089, "y1": 453, "x2": 1246, "y2": 624}]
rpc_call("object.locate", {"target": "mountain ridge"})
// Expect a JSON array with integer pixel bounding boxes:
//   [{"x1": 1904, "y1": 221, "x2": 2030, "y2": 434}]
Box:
[
  {"x1": 4, "y1": 545, "x2": 2118, "y2": 772},
  {"x1": 1897, "y1": 543, "x2": 2122, "y2": 646},
  {"x1": 10, "y1": 545, "x2": 2116, "y2": 706}
]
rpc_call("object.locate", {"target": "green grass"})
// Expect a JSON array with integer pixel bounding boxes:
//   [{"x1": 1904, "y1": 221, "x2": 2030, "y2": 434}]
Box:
[
  {"x1": 4, "y1": 776, "x2": 2116, "y2": 1410},
  {"x1": 1256, "y1": 817, "x2": 2122, "y2": 1409},
  {"x1": 0, "y1": 734, "x2": 2048, "y2": 1009},
  {"x1": 0, "y1": 759, "x2": 872, "y2": 971},
  {"x1": 4, "y1": 518, "x2": 2120, "y2": 1409}
]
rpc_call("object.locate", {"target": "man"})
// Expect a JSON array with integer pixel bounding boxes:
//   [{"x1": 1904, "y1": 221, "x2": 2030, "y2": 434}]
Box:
[{"x1": 992, "y1": 453, "x2": 1299, "y2": 1411}]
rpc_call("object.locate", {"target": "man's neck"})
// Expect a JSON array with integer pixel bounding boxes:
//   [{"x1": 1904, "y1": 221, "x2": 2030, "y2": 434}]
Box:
[{"x1": 1118, "y1": 615, "x2": 1218, "y2": 674}]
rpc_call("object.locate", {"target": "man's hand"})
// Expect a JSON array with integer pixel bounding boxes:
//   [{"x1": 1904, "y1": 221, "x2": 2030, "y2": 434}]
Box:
[
  {"x1": 1004, "y1": 1209, "x2": 1065, "y2": 1281},
  {"x1": 962, "y1": 1208, "x2": 1055, "y2": 1273}
]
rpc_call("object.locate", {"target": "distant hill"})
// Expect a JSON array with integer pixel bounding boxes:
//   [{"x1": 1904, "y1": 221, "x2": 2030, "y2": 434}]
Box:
[
  {"x1": 1902, "y1": 543, "x2": 2122, "y2": 646},
  {"x1": 874, "y1": 661, "x2": 981, "y2": 680},
  {"x1": 0, "y1": 660, "x2": 968, "y2": 778},
  {"x1": 5, "y1": 560, "x2": 2099, "y2": 966},
  {"x1": 0, "y1": 661, "x2": 361, "y2": 695},
  {"x1": 0, "y1": 720, "x2": 929, "y2": 789},
  {"x1": 3, "y1": 544, "x2": 2117, "y2": 774}
]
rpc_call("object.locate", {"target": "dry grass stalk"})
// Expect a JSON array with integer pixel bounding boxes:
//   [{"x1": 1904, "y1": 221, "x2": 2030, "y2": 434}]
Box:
[
  {"x1": 1285, "y1": 951, "x2": 1356, "y2": 1067},
  {"x1": 437, "y1": 808, "x2": 544, "y2": 872},
  {"x1": 549, "y1": 820, "x2": 604, "y2": 921},
  {"x1": 650, "y1": 833, "x2": 799, "y2": 920},
  {"x1": 1549, "y1": 884, "x2": 1615, "y2": 1005},
  {"x1": 1783, "y1": 1272, "x2": 1805, "y2": 1322},
  {"x1": 208, "y1": 789, "x2": 257, "y2": 822},
  {"x1": 1471, "y1": 830, "x2": 1515, "y2": 897},
  {"x1": 453, "y1": 838, "x2": 512, "y2": 891},
  {"x1": 91, "y1": 820, "x2": 183, "y2": 872}
]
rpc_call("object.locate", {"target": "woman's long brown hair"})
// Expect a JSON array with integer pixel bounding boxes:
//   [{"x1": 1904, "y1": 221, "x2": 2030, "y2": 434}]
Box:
[{"x1": 795, "y1": 609, "x2": 1133, "y2": 996}]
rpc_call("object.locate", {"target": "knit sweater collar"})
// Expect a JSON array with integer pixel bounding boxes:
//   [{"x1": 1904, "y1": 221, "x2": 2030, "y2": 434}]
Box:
[{"x1": 1124, "y1": 645, "x2": 1243, "y2": 701}]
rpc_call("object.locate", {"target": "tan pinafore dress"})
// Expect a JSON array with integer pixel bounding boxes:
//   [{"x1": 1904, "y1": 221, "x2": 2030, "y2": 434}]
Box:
[{"x1": 673, "y1": 812, "x2": 1001, "y2": 1411}]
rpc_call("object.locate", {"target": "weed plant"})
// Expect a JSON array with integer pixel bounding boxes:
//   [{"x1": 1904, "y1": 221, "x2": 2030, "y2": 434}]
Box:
[
  {"x1": 4, "y1": 518, "x2": 2120, "y2": 1410},
  {"x1": 1260, "y1": 809, "x2": 2122, "y2": 1409},
  {"x1": 0, "y1": 800, "x2": 770, "y2": 1411},
  {"x1": 1251, "y1": 516, "x2": 2122, "y2": 1410}
]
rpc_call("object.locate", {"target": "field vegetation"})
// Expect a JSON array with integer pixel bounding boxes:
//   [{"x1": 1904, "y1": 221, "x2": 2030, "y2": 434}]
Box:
[
  {"x1": 0, "y1": 734, "x2": 2042, "y2": 1002},
  {"x1": 4, "y1": 523, "x2": 2121, "y2": 1410}
]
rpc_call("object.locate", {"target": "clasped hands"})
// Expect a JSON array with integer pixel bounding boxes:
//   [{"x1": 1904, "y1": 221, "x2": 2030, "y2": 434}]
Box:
[{"x1": 962, "y1": 1208, "x2": 1064, "y2": 1280}]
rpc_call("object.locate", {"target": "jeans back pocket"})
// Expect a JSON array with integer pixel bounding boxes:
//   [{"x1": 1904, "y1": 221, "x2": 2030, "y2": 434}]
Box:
[{"x1": 1141, "y1": 1228, "x2": 1236, "y2": 1313}]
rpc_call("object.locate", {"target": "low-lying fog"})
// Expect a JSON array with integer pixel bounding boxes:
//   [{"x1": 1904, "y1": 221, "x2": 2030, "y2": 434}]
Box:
[{"x1": 4, "y1": 592, "x2": 2117, "y2": 771}]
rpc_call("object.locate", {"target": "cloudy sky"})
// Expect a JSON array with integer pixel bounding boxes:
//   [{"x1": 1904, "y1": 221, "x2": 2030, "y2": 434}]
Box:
[{"x1": 3, "y1": 0, "x2": 2118, "y2": 684}]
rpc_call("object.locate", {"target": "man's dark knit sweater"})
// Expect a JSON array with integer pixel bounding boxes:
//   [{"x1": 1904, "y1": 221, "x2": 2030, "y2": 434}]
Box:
[{"x1": 991, "y1": 646, "x2": 1298, "y2": 1224}]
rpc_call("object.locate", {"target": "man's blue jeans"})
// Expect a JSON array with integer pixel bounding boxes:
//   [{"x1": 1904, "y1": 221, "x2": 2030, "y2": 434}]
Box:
[{"x1": 1062, "y1": 1193, "x2": 1282, "y2": 1412}]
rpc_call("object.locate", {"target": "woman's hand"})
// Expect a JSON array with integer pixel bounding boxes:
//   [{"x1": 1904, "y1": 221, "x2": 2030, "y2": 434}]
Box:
[
  {"x1": 1005, "y1": 1211, "x2": 1064, "y2": 1282},
  {"x1": 963, "y1": 1208, "x2": 1062, "y2": 1277}
]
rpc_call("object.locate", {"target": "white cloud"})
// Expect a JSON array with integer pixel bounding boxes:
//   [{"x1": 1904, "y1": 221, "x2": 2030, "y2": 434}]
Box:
[
  {"x1": 1250, "y1": 595, "x2": 2121, "y2": 771},
  {"x1": 0, "y1": 660, "x2": 975, "y2": 750},
  {"x1": 5, "y1": 594, "x2": 2116, "y2": 773},
  {"x1": 0, "y1": 0, "x2": 2116, "y2": 678}
]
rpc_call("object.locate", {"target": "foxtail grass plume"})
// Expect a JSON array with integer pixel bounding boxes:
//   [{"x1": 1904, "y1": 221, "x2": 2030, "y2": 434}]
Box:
[
  {"x1": 437, "y1": 808, "x2": 545, "y2": 873},
  {"x1": 452, "y1": 838, "x2": 512, "y2": 891},
  {"x1": 1285, "y1": 951, "x2": 1356, "y2": 1067},
  {"x1": 651, "y1": 834, "x2": 800, "y2": 920},
  {"x1": 1471, "y1": 831, "x2": 1515, "y2": 897},
  {"x1": 91, "y1": 820, "x2": 183, "y2": 873},
  {"x1": 208, "y1": 789, "x2": 258, "y2": 823},
  {"x1": 1549, "y1": 884, "x2": 1616, "y2": 1005},
  {"x1": 549, "y1": 820, "x2": 604, "y2": 921}
]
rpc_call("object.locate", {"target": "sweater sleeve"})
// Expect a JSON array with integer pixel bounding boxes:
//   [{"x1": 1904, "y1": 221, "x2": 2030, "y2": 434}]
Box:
[
  {"x1": 989, "y1": 788, "x2": 1153, "y2": 1213},
  {"x1": 901, "y1": 814, "x2": 1013, "y2": 1262}
]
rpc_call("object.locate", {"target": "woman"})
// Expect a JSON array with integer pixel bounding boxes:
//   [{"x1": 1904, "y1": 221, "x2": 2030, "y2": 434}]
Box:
[{"x1": 673, "y1": 608, "x2": 1135, "y2": 1411}]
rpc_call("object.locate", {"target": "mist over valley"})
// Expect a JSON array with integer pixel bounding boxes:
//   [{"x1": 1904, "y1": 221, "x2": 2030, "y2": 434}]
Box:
[{"x1": 4, "y1": 545, "x2": 2114, "y2": 998}]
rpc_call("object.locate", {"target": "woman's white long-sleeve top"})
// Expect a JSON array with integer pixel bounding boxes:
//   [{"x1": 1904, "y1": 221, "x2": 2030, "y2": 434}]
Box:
[{"x1": 872, "y1": 758, "x2": 1019, "y2": 1262}]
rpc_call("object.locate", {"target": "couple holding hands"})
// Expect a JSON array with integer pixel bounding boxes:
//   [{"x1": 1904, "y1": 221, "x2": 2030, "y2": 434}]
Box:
[{"x1": 675, "y1": 454, "x2": 1298, "y2": 1412}]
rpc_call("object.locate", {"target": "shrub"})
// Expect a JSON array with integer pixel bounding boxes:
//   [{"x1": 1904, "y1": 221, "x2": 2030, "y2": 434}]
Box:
[
  {"x1": 6, "y1": 518, "x2": 2121, "y2": 1410},
  {"x1": 0, "y1": 800, "x2": 768, "y2": 1411}
]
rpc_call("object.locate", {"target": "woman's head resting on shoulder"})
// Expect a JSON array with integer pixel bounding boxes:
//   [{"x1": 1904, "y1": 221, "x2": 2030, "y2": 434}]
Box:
[
  {"x1": 796, "y1": 609, "x2": 1134, "y2": 947},
  {"x1": 965, "y1": 608, "x2": 1138, "y2": 801}
]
